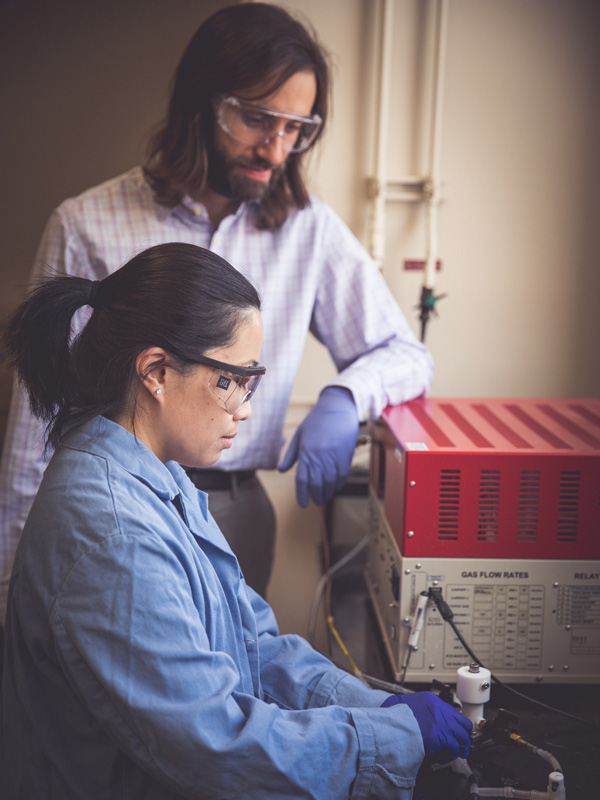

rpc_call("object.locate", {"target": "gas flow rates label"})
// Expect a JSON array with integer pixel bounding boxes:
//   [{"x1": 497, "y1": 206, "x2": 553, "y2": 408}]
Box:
[{"x1": 443, "y1": 584, "x2": 545, "y2": 670}]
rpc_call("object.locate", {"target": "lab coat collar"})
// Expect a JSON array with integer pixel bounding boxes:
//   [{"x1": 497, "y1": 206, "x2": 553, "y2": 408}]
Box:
[
  {"x1": 62, "y1": 416, "x2": 177, "y2": 495},
  {"x1": 61, "y1": 416, "x2": 235, "y2": 556}
]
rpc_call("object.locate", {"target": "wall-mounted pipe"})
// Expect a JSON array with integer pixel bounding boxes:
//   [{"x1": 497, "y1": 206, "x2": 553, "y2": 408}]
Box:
[
  {"x1": 367, "y1": 0, "x2": 394, "y2": 270},
  {"x1": 367, "y1": 0, "x2": 450, "y2": 296},
  {"x1": 423, "y1": 0, "x2": 449, "y2": 292}
]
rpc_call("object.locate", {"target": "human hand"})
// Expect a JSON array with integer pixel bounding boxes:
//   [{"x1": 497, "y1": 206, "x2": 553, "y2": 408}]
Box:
[
  {"x1": 381, "y1": 691, "x2": 473, "y2": 761},
  {"x1": 278, "y1": 387, "x2": 359, "y2": 507}
]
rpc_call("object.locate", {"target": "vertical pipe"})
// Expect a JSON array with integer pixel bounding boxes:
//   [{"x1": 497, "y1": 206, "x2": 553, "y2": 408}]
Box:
[
  {"x1": 368, "y1": 0, "x2": 394, "y2": 269},
  {"x1": 424, "y1": 0, "x2": 449, "y2": 290}
]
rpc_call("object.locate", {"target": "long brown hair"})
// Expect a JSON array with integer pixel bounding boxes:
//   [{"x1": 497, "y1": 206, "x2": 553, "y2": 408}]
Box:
[{"x1": 143, "y1": 3, "x2": 330, "y2": 231}]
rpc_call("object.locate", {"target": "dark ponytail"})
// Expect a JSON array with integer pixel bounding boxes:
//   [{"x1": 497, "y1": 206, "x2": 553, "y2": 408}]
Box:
[
  {"x1": 2, "y1": 243, "x2": 261, "y2": 450},
  {"x1": 3, "y1": 276, "x2": 94, "y2": 437}
]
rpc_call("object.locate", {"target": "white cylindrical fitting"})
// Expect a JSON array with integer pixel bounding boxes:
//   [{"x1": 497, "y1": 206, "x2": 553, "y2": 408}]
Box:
[
  {"x1": 548, "y1": 771, "x2": 566, "y2": 799},
  {"x1": 456, "y1": 664, "x2": 491, "y2": 727}
]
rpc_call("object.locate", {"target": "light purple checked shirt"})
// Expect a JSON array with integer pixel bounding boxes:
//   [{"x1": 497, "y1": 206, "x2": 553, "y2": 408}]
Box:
[{"x1": 0, "y1": 167, "x2": 433, "y2": 622}]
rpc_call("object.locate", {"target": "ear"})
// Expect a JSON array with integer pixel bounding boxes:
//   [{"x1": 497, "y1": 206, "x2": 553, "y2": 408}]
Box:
[{"x1": 136, "y1": 347, "x2": 169, "y2": 400}]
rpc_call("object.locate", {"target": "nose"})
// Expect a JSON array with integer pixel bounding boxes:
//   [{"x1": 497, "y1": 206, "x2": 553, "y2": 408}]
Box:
[
  {"x1": 233, "y1": 400, "x2": 252, "y2": 422},
  {"x1": 256, "y1": 130, "x2": 287, "y2": 165}
]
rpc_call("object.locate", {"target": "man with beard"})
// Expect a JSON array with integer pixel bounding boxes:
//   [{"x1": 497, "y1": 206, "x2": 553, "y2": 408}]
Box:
[{"x1": 0, "y1": 3, "x2": 433, "y2": 614}]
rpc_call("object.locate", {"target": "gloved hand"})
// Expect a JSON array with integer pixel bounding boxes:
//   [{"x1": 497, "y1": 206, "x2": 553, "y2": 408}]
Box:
[
  {"x1": 381, "y1": 691, "x2": 473, "y2": 761},
  {"x1": 278, "y1": 387, "x2": 359, "y2": 507}
]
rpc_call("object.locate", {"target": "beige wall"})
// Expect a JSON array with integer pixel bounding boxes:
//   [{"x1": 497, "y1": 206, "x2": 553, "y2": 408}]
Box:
[
  {"x1": 291, "y1": 0, "x2": 600, "y2": 403},
  {"x1": 1, "y1": 0, "x2": 599, "y2": 635}
]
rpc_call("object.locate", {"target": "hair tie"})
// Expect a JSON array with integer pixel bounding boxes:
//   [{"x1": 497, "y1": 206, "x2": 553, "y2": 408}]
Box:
[{"x1": 87, "y1": 280, "x2": 100, "y2": 309}]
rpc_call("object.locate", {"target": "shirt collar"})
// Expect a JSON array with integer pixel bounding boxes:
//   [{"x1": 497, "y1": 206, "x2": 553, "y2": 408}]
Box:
[
  {"x1": 138, "y1": 168, "x2": 253, "y2": 225},
  {"x1": 157, "y1": 194, "x2": 256, "y2": 227}
]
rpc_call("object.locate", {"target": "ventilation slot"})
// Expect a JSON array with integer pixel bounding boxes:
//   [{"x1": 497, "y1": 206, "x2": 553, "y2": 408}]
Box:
[
  {"x1": 438, "y1": 469, "x2": 460, "y2": 540},
  {"x1": 518, "y1": 470, "x2": 540, "y2": 542},
  {"x1": 557, "y1": 471, "x2": 580, "y2": 543},
  {"x1": 477, "y1": 470, "x2": 500, "y2": 541}
]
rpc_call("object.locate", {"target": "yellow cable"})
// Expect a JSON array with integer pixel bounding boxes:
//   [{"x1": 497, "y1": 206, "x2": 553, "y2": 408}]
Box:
[{"x1": 327, "y1": 616, "x2": 366, "y2": 680}]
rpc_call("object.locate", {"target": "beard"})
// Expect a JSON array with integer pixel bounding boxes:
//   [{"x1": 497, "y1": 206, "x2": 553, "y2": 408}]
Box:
[{"x1": 206, "y1": 135, "x2": 286, "y2": 202}]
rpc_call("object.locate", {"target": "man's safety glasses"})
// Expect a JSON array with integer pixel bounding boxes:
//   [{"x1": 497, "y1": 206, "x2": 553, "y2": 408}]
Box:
[
  {"x1": 196, "y1": 354, "x2": 266, "y2": 415},
  {"x1": 213, "y1": 95, "x2": 322, "y2": 154}
]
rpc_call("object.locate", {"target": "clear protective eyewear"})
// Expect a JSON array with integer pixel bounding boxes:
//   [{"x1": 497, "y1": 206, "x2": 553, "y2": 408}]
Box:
[
  {"x1": 214, "y1": 95, "x2": 322, "y2": 154},
  {"x1": 196, "y1": 354, "x2": 266, "y2": 415}
]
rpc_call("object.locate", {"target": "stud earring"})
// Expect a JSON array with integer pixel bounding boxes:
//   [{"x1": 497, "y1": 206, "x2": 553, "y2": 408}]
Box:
[{"x1": 155, "y1": 389, "x2": 162, "y2": 395}]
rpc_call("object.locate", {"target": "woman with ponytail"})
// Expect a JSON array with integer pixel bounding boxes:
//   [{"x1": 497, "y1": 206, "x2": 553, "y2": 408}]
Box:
[{"x1": 0, "y1": 242, "x2": 466, "y2": 799}]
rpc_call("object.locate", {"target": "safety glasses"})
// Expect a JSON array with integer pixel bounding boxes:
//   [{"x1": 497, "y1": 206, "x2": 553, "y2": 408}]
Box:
[
  {"x1": 213, "y1": 95, "x2": 322, "y2": 154},
  {"x1": 195, "y1": 354, "x2": 266, "y2": 415}
]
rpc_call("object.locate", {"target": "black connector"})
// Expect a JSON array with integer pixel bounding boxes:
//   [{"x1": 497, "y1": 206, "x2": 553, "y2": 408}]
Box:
[
  {"x1": 431, "y1": 679, "x2": 461, "y2": 708},
  {"x1": 428, "y1": 587, "x2": 454, "y2": 621},
  {"x1": 480, "y1": 709, "x2": 520, "y2": 746}
]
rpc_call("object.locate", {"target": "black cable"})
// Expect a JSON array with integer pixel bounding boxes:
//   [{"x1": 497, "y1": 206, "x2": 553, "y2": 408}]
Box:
[{"x1": 428, "y1": 588, "x2": 600, "y2": 729}]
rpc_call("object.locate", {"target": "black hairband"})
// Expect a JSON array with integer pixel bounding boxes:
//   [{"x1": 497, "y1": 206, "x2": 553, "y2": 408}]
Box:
[{"x1": 87, "y1": 280, "x2": 100, "y2": 309}]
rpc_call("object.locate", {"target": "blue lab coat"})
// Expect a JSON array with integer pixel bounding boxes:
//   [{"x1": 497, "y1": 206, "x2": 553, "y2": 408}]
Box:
[{"x1": 0, "y1": 416, "x2": 423, "y2": 798}]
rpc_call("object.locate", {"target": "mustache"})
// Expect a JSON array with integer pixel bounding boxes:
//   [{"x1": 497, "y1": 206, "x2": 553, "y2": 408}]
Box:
[{"x1": 235, "y1": 156, "x2": 281, "y2": 172}]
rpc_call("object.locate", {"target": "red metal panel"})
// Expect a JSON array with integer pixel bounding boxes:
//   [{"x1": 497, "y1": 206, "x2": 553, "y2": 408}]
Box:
[{"x1": 373, "y1": 398, "x2": 600, "y2": 559}]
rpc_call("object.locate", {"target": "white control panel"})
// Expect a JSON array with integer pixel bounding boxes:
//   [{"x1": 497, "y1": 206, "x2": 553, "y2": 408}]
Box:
[{"x1": 365, "y1": 493, "x2": 600, "y2": 683}]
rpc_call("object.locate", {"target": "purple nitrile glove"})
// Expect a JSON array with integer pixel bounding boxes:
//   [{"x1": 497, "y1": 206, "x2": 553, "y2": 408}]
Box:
[
  {"x1": 278, "y1": 387, "x2": 359, "y2": 507},
  {"x1": 382, "y1": 691, "x2": 473, "y2": 761}
]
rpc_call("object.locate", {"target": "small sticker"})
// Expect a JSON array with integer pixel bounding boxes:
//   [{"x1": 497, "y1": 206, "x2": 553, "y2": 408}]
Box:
[
  {"x1": 406, "y1": 442, "x2": 429, "y2": 451},
  {"x1": 216, "y1": 375, "x2": 231, "y2": 390}
]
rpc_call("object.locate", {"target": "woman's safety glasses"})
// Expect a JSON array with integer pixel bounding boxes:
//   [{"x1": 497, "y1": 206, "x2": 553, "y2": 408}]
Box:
[
  {"x1": 195, "y1": 354, "x2": 266, "y2": 415},
  {"x1": 213, "y1": 95, "x2": 322, "y2": 154}
]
